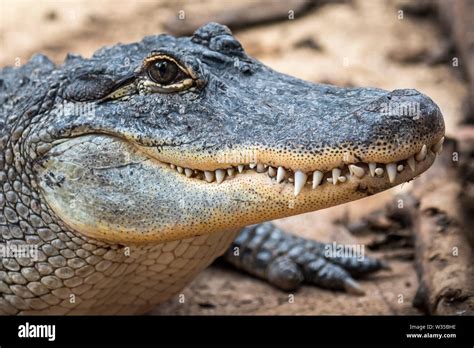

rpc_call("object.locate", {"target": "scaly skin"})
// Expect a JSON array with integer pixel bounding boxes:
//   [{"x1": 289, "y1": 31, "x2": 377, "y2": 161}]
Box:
[{"x1": 0, "y1": 23, "x2": 444, "y2": 314}]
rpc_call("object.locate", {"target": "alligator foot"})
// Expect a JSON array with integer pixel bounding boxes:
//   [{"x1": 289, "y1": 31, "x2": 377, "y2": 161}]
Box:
[{"x1": 223, "y1": 222, "x2": 389, "y2": 295}]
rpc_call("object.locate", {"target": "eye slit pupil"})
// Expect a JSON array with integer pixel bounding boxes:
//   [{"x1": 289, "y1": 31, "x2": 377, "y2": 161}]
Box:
[{"x1": 155, "y1": 61, "x2": 168, "y2": 77}]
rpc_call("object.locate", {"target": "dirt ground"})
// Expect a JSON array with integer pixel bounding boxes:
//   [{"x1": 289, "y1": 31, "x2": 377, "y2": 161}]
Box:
[{"x1": 0, "y1": 0, "x2": 468, "y2": 315}]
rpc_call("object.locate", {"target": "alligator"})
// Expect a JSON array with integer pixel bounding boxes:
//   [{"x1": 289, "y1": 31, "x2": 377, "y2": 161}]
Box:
[{"x1": 0, "y1": 23, "x2": 445, "y2": 315}]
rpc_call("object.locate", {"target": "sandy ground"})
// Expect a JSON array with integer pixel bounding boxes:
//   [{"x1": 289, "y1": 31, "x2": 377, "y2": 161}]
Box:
[{"x1": 0, "y1": 0, "x2": 468, "y2": 315}]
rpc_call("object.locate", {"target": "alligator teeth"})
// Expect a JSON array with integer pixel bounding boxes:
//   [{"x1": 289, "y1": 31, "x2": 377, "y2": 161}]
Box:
[
  {"x1": 215, "y1": 169, "x2": 225, "y2": 184},
  {"x1": 432, "y1": 137, "x2": 444, "y2": 153},
  {"x1": 312, "y1": 170, "x2": 323, "y2": 189},
  {"x1": 169, "y1": 143, "x2": 429, "y2": 187},
  {"x1": 415, "y1": 144, "x2": 427, "y2": 161},
  {"x1": 204, "y1": 171, "x2": 215, "y2": 183},
  {"x1": 386, "y1": 163, "x2": 397, "y2": 183},
  {"x1": 374, "y1": 167, "x2": 384, "y2": 177},
  {"x1": 268, "y1": 166, "x2": 276, "y2": 177},
  {"x1": 327, "y1": 176, "x2": 347, "y2": 184},
  {"x1": 348, "y1": 164, "x2": 365, "y2": 178},
  {"x1": 276, "y1": 167, "x2": 286, "y2": 183},
  {"x1": 332, "y1": 168, "x2": 341, "y2": 185},
  {"x1": 294, "y1": 171, "x2": 307, "y2": 196},
  {"x1": 256, "y1": 163, "x2": 266, "y2": 173},
  {"x1": 368, "y1": 162, "x2": 376, "y2": 177},
  {"x1": 407, "y1": 156, "x2": 416, "y2": 172}
]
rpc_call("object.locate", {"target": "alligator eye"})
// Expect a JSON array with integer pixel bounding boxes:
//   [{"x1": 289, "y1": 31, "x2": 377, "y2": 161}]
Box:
[
  {"x1": 148, "y1": 59, "x2": 179, "y2": 85},
  {"x1": 99, "y1": 54, "x2": 195, "y2": 101},
  {"x1": 139, "y1": 54, "x2": 195, "y2": 93}
]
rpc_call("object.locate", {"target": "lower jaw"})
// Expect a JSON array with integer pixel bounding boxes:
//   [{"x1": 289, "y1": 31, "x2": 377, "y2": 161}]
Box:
[
  {"x1": 91, "y1": 143, "x2": 439, "y2": 243},
  {"x1": 137, "y1": 151, "x2": 435, "y2": 243},
  {"x1": 64, "y1": 153, "x2": 436, "y2": 245}
]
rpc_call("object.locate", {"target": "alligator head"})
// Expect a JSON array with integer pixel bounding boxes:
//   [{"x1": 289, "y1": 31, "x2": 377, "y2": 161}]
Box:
[{"x1": 29, "y1": 23, "x2": 444, "y2": 244}]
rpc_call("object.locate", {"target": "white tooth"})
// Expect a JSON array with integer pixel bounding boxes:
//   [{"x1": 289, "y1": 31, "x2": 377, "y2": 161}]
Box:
[
  {"x1": 348, "y1": 164, "x2": 365, "y2": 178},
  {"x1": 397, "y1": 164, "x2": 404, "y2": 172},
  {"x1": 386, "y1": 163, "x2": 397, "y2": 183},
  {"x1": 294, "y1": 171, "x2": 307, "y2": 196},
  {"x1": 204, "y1": 171, "x2": 215, "y2": 183},
  {"x1": 332, "y1": 168, "x2": 341, "y2": 185},
  {"x1": 375, "y1": 167, "x2": 384, "y2": 176},
  {"x1": 432, "y1": 137, "x2": 444, "y2": 153},
  {"x1": 327, "y1": 178, "x2": 333, "y2": 183},
  {"x1": 170, "y1": 164, "x2": 176, "y2": 169},
  {"x1": 338, "y1": 176, "x2": 347, "y2": 183},
  {"x1": 268, "y1": 167, "x2": 276, "y2": 177},
  {"x1": 288, "y1": 177, "x2": 294, "y2": 183},
  {"x1": 415, "y1": 144, "x2": 427, "y2": 161},
  {"x1": 227, "y1": 168, "x2": 235, "y2": 176},
  {"x1": 215, "y1": 169, "x2": 225, "y2": 184},
  {"x1": 312, "y1": 170, "x2": 323, "y2": 189},
  {"x1": 264, "y1": 164, "x2": 268, "y2": 168},
  {"x1": 237, "y1": 164, "x2": 244, "y2": 173},
  {"x1": 407, "y1": 156, "x2": 416, "y2": 172},
  {"x1": 256, "y1": 163, "x2": 266, "y2": 173},
  {"x1": 177, "y1": 166, "x2": 183, "y2": 174},
  {"x1": 368, "y1": 162, "x2": 376, "y2": 177},
  {"x1": 185, "y1": 168, "x2": 193, "y2": 177},
  {"x1": 276, "y1": 167, "x2": 286, "y2": 183},
  {"x1": 249, "y1": 163, "x2": 256, "y2": 169}
]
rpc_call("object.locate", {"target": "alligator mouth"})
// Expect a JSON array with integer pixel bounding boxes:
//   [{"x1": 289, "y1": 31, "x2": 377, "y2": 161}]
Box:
[
  {"x1": 36, "y1": 133, "x2": 444, "y2": 244},
  {"x1": 159, "y1": 137, "x2": 444, "y2": 196}
]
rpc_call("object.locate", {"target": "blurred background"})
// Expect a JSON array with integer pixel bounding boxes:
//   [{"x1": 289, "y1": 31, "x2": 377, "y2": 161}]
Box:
[{"x1": 1, "y1": 0, "x2": 472, "y2": 315}]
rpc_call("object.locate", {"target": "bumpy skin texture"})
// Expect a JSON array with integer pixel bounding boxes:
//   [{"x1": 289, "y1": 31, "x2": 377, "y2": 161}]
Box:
[{"x1": 0, "y1": 23, "x2": 444, "y2": 314}]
